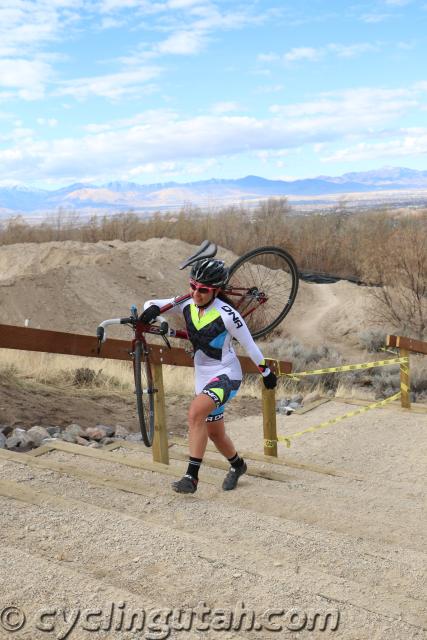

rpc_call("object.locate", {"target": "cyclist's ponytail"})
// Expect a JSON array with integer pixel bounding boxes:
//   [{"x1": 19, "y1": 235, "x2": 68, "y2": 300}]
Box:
[{"x1": 216, "y1": 290, "x2": 236, "y2": 309}]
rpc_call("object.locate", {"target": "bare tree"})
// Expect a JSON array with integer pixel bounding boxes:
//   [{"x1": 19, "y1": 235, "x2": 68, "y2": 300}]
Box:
[{"x1": 363, "y1": 218, "x2": 427, "y2": 339}]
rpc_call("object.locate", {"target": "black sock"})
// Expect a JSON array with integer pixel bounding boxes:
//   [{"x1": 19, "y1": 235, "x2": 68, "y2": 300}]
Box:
[
  {"x1": 186, "y1": 456, "x2": 202, "y2": 481},
  {"x1": 228, "y1": 453, "x2": 244, "y2": 470}
]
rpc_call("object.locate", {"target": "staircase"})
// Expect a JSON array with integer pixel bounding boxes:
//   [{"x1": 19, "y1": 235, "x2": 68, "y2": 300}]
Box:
[{"x1": 0, "y1": 436, "x2": 426, "y2": 640}]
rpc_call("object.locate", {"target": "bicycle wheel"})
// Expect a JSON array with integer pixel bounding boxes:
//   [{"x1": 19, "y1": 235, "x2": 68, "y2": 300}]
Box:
[
  {"x1": 133, "y1": 340, "x2": 155, "y2": 446},
  {"x1": 227, "y1": 246, "x2": 299, "y2": 339}
]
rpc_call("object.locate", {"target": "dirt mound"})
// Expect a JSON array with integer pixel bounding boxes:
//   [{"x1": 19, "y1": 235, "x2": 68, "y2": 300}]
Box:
[{"x1": 0, "y1": 238, "x2": 373, "y2": 355}]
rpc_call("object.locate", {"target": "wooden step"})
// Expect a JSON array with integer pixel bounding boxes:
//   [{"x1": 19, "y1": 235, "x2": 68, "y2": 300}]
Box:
[
  {"x1": 19, "y1": 442, "x2": 426, "y2": 551},
  {"x1": 1, "y1": 478, "x2": 425, "y2": 633},
  {"x1": 2, "y1": 449, "x2": 426, "y2": 622}
]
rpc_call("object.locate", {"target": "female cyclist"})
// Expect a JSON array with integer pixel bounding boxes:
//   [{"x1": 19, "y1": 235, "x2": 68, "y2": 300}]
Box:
[{"x1": 140, "y1": 258, "x2": 277, "y2": 494}]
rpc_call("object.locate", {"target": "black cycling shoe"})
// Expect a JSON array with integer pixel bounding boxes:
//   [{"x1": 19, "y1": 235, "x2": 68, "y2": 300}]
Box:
[
  {"x1": 222, "y1": 461, "x2": 247, "y2": 491},
  {"x1": 172, "y1": 474, "x2": 198, "y2": 494}
]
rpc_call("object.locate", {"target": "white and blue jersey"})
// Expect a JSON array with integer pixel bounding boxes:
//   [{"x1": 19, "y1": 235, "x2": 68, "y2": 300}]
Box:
[{"x1": 144, "y1": 296, "x2": 268, "y2": 395}]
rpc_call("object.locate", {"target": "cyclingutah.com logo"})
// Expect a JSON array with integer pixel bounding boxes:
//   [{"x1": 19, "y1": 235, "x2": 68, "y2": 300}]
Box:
[{"x1": 0, "y1": 601, "x2": 340, "y2": 639}]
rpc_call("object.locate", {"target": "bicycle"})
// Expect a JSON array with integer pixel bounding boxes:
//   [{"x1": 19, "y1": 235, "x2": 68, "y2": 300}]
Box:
[{"x1": 96, "y1": 240, "x2": 299, "y2": 447}]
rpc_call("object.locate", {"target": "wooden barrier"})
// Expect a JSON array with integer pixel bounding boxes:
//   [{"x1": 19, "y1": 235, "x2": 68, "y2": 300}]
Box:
[
  {"x1": 0, "y1": 323, "x2": 291, "y2": 462},
  {"x1": 262, "y1": 385, "x2": 277, "y2": 457},
  {"x1": 386, "y1": 334, "x2": 427, "y2": 409}
]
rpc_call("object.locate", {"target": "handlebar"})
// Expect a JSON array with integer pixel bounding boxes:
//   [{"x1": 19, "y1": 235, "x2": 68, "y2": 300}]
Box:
[{"x1": 96, "y1": 315, "x2": 171, "y2": 344}]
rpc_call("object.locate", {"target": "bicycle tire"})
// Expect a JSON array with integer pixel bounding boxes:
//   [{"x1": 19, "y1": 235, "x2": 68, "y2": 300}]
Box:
[
  {"x1": 133, "y1": 340, "x2": 155, "y2": 446},
  {"x1": 227, "y1": 246, "x2": 299, "y2": 339}
]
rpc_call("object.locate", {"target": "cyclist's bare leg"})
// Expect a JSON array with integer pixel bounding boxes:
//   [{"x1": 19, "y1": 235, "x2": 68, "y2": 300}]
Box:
[
  {"x1": 207, "y1": 419, "x2": 236, "y2": 459},
  {"x1": 188, "y1": 394, "x2": 216, "y2": 459}
]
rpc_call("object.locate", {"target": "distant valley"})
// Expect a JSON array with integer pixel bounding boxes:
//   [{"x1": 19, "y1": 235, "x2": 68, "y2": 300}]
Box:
[{"x1": 1, "y1": 166, "x2": 426, "y2": 219}]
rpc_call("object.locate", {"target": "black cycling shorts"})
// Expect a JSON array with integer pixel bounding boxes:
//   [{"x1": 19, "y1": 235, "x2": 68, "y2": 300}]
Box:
[{"x1": 201, "y1": 374, "x2": 241, "y2": 422}]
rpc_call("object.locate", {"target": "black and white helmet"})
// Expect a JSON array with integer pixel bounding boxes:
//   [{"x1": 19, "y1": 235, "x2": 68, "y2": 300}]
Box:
[{"x1": 190, "y1": 258, "x2": 229, "y2": 288}]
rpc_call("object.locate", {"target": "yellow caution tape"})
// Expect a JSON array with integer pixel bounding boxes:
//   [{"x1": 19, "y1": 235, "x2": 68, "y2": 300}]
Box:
[
  {"x1": 271, "y1": 356, "x2": 408, "y2": 379},
  {"x1": 265, "y1": 392, "x2": 401, "y2": 448}
]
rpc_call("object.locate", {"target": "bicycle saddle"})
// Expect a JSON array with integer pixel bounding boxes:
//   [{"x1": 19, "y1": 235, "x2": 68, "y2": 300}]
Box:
[{"x1": 179, "y1": 240, "x2": 218, "y2": 270}]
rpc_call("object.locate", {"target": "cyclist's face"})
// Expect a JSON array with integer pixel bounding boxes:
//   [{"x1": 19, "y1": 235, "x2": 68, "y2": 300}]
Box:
[{"x1": 190, "y1": 279, "x2": 217, "y2": 305}]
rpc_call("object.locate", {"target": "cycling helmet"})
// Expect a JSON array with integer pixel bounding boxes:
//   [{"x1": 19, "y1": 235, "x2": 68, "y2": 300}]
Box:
[{"x1": 190, "y1": 258, "x2": 229, "y2": 288}]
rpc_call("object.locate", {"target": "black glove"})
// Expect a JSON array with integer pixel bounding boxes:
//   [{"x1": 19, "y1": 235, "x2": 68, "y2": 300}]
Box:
[
  {"x1": 138, "y1": 304, "x2": 160, "y2": 324},
  {"x1": 262, "y1": 370, "x2": 277, "y2": 389}
]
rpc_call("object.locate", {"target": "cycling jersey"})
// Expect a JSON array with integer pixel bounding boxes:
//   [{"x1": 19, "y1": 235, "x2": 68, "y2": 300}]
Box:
[{"x1": 143, "y1": 296, "x2": 268, "y2": 394}]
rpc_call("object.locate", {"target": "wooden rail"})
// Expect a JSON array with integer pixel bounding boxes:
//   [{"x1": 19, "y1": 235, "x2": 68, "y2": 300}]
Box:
[
  {"x1": 0, "y1": 323, "x2": 291, "y2": 462},
  {"x1": 386, "y1": 334, "x2": 427, "y2": 409},
  {"x1": 387, "y1": 334, "x2": 427, "y2": 355}
]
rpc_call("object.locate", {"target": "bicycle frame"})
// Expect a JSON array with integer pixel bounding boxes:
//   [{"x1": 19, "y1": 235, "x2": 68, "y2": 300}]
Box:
[
  {"x1": 97, "y1": 283, "x2": 269, "y2": 356},
  {"x1": 132, "y1": 286, "x2": 267, "y2": 345}
]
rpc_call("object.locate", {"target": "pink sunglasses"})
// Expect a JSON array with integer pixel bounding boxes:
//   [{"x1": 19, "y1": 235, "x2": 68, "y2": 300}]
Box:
[{"x1": 190, "y1": 279, "x2": 218, "y2": 294}]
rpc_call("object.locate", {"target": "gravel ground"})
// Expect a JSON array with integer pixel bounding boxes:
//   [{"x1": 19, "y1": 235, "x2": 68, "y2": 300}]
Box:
[{"x1": 0, "y1": 400, "x2": 426, "y2": 640}]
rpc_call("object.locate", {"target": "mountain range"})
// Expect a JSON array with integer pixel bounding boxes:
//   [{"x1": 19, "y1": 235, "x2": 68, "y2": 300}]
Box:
[{"x1": 1, "y1": 167, "x2": 426, "y2": 217}]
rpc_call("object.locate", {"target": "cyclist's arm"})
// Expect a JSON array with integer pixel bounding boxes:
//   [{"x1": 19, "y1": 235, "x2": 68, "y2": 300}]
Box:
[
  {"x1": 220, "y1": 305, "x2": 272, "y2": 376},
  {"x1": 143, "y1": 297, "x2": 189, "y2": 317}
]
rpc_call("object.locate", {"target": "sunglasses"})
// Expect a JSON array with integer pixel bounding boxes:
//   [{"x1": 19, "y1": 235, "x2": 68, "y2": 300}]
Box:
[{"x1": 190, "y1": 279, "x2": 217, "y2": 294}]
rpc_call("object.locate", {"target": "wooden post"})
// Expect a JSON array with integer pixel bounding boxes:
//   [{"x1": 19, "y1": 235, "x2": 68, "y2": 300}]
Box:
[
  {"x1": 399, "y1": 348, "x2": 411, "y2": 409},
  {"x1": 262, "y1": 382, "x2": 277, "y2": 457},
  {"x1": 151, "y1": 363, "x2": 169, "y2": 464}
]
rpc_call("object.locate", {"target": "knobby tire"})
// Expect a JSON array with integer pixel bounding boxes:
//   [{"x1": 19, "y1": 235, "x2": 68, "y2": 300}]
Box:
[
  {"x1": 133, "y1": 340, "x2": 155, "y2": 447},
  {"x1": 228, "y1": 246, "x2": 299, "y2": 339}
]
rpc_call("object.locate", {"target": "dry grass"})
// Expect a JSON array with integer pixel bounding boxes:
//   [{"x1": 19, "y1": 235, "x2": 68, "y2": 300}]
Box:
[
  {"x1": 0, "y1": 349, "x2": 135, "y2": 392},
  {"x1": 0, "y1": 349, "x2": 264, "y2": 399},
  {"x1": 1, "y1": 347, "x2": 425, "y2": 404}
]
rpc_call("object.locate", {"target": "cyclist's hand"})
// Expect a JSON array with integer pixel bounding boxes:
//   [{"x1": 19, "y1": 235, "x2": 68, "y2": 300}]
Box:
[
  {"x1": 262, "y1": 370, "x2": 277, "y2": 389},
  {"x1": 138, "y1": 304, "x2": 161, "y2": 324}
]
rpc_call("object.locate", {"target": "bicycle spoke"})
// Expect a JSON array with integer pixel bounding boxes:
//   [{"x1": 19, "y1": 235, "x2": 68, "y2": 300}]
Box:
[{"x1": 228, "y1": 247, "x2": 298, "y2": 339}]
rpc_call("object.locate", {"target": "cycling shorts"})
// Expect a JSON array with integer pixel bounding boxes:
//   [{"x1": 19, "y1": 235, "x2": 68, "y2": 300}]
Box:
[{"x1": 201, "y1": 374, "x2": 241, "y2": 422}]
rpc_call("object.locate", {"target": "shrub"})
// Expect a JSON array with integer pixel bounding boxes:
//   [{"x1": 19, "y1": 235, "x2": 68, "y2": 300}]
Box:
[
  {"x1": 370, "y1": 368, "x2": 400, "y2": 398},
  {"x1": 357, "y1": 327, "x2": 388, "y2": 352},
  {"x1": 72, "y1": 367, "x2": 99, "y2": 387}
]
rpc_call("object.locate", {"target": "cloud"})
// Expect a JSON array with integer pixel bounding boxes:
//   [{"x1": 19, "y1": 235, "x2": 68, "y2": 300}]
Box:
[
  {"x1": 270, "y1": 87, "x2": 418, "y2": 122},
  {"x1": 0, "y1": 1, "x2": 83, "y2": 99},
  {"x1": 359, "y1": 13, "x2": 392, "y2": 23},
  {"x1": 155, "y1": 30, "x2": 207, "y2": 55},
  {"x1": 384, "y1": 0, "x2": 412, "y2": 5},
  {"x1": 1, "y1": 82, "x2": 426, "y2": 182},
  {"x1": 255, "y1": 83, "x2": 284, "y2": 94},
  {"x1": 167, "y1": 0, "x2": 207, "y2": 8},
  {"x1": 99, "y1": 16, "x2": 127, "y2": 29},
  {"x1": 0, "y1": 1, "x2": 271, "y2": 106},
  {"x1": 0, "y1": 1, "x2": 83, "y2": 56},
  {"x1": 283, "y1": 47, "x2": 320, "y2": 63},
  {"x1": 36, "y1": 118, "x2": 58, "y2": 127},
  {"x1": 98, "y1": 0, "x2": 151, "y2": 12},
  {"x1": 323, "y1": 129, "x2": 427, "y2": 162},
  {"x1": 0, "y1": 57, "x2": 53, "y2": 100},
  {"x1": 56, "y1": 67, "x2": 162, "y2": 100},
  {"x1": 327, "y1": 42, "x2": 378, "y2": 57},
  {"x1": 259, "y1": 42, "x2": 381, "y2": 67},
  {"x1": 257, "y1": 53, "x2": 280, "y2": 63},
  {"x1": 210, "y1": 101, "x2": 241, "y2": 114}
]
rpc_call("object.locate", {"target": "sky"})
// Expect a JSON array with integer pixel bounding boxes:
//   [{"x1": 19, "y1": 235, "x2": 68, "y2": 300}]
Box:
[{"x1": 0, "y1": 0, "x2": 427, "y2": 189}]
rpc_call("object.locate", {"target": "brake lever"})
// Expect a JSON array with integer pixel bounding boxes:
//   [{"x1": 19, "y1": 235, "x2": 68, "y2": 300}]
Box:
[
  {"x1": 159, "y1": 321, "x2": 172, "y2": 349},
  {"x1": 161, "y1": 334, "x2": 171, "y2": 349},
  {"x1": 96, "y1": 326, "x2": 105, "y2": 355}
]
